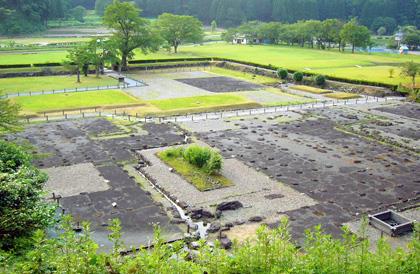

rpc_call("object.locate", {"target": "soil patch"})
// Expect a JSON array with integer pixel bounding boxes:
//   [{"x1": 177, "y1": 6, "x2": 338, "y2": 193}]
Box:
[{"x1": 176, "y1": 76, "x2": 263, "y2": 93}]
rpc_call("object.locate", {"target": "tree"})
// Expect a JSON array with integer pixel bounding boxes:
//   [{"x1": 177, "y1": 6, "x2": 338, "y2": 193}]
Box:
[
  {"x1": 0, "y1": 141, "x2": 55, "y2": 249},
  {"x1": 377, "y1": 26, "x2": 386, "y2": 36},
  {"x1": 67, "y1": 45, "x2": 91, "y2": 82},
  {"x1": 87, "y1": 39, "x2": 118, "y2": 77},
  {"x1": 0, "y1": 97, "x2": 20, "y2": 133},
  {"x1": 211, "y1": 20, "x2": 217, "y2": 32},
  {"x1": 95, "y1": 0, "x2": 112, "y2": 16},
  {"x1": 401, "y1": 61, "x2": 419, "y2": 89},
  {"x1": 103, "y1": 0, "x2": 161, "y2": 71},
  {"x1": 320, "y1": 19, "x2": 344, "y2": 49},
  {"x1": 402, "y1": 26, "x2": 420, "y2": 50},
  {"x1": 71, "y1": 5, "x2": 86, "y2": 22},
  {"x1": 156, "y1": 13, "x2": 204, "y2": 53},
  {"x1": 340, "y1": 18, "x2": 371, "y2": 53}
]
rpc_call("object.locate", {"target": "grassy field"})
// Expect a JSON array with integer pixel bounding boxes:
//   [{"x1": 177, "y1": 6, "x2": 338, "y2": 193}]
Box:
[
  {"x1": 0, "y1": 75, "x2": 118, "y2": 94},
  {"x1": 157, "y1": 147, "x2": 232, "y2": 191},
  {"x1": 1, "y1": 43, "x2": 418, "y2": 85},
  {"x1": 12, "y1": 90, "x2": 141, "y2": 113},
  {"x1": 149, "y1": 94, "x2": 253, "y2": 111}
]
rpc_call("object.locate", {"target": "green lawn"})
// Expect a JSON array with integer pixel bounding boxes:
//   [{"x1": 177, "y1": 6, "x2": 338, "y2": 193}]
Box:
[
  {"x1": 1, "y1": 43, "x2": 418, "y2": 85},
  {"x1": 149, "y1": 94, "x2": 254, "y2": 111},
  {"x1": 0, "y1": 75, "x2": 118, "y2": 95},
  {"x1": 0, "y1": 50, "x2": 68, "y2": 65},
  {"x1": 157, "y1": 148, "x2": 233, "y2": 191},
  {"x1": 12, "y1": 90, "x2": 141, "y2": 113}
]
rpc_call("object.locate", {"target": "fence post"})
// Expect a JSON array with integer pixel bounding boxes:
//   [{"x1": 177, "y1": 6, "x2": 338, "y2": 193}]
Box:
[
  {"x1": 65, "y1": 114, "x2": 68, "y2": 119},
  {"x1": 128, "y1": 115, "x2": 131, "y2": 121},
  {"x1": 82, "y1": 112, "x2": 85, "y2": 118},
  {"x1": 46, "y1": 115, "x2": 48, "y2": 122},
  {"x1": 27, "y1": 117, "x2": 30, "y2": 124},
  {"x1": 30, "y1": 91, "x2": 32, "y2": 96}
]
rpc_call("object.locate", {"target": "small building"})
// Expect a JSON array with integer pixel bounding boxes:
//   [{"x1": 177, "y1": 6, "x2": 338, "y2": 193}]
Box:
[
  {"x1": 233, "y1": 36, "x2": 247, "y2": 45},
  {"x1": 233, "y1": 35, "x2": 263, "y2": 45},
  {"x1": 399, "y1": 45, "x2": 409, "y2": 55}
]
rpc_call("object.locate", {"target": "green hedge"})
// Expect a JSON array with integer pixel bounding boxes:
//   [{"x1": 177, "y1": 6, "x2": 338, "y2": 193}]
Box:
[
  {"x1": 129, "y1": 57, "x2": 212, "y2": 64},
  {"x1": 33, "y1": 62, "x2": 63, "y2": 67},
  {"x1": 0, "y1": 64, "x2": 32, "y2": 69}
]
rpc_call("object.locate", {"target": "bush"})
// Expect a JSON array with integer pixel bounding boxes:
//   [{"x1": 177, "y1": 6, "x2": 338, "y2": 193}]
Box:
[
  {"x1": 183, "y1": 145, "x2": 212, "y2": 168},
  {"x1": 0, "y1": 141, "x2": 30, "y2": 173},
  {"x1": 204, "y1": 152, "x2": 223, "y2": 174},
  {"x1": 181, "y1": 145, "x2": 223, "y2": 174},
  {"x1": 0, "y1": 141, "x2": 55, "y2": 249},
  {"x1": 315, "y1": 75, "x2": 326, "y2": 86},
  {"x1": 277, "y1": 68, "x2": 288, "y2": 79},
  {"x1": 293, "y1": 71, "x2": 304, "y2": 82}
]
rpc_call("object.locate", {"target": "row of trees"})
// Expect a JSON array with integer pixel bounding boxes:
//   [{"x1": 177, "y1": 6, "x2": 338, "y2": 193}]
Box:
[
  {"x1": 93, "y1": 0, "x2": 419, "y2": 29},
  {"x1": 68, "y1": 1, "x2": 203, "y2": 76},
  {"x1": 223, "y1": 18, "x2": 371, "y2": 53}
]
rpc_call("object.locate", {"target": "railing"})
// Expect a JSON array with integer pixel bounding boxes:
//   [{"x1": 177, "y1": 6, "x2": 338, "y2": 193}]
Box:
[
  {"x1": 0, "y1": 80, "x2": 147, "y2": 99},
  {"x1": 22, "y1": 96, "x2": 398, "y2": 125}
]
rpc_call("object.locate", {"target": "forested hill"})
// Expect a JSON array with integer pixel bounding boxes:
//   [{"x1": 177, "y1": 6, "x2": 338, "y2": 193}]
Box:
[
  {"x1": 0, "y1": 0, "x2": 419, "y2": 35},
  {"x1": 133, "y1": 0, "x2": 419, "y2": 28}
]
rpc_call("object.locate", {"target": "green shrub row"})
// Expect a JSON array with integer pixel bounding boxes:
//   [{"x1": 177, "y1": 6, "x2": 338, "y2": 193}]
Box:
[{"x1": 129, "y1": 57, "x2": 212, "y2": 64}]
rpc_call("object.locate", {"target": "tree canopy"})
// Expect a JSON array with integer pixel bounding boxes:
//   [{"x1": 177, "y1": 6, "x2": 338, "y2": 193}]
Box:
[
  {"x1": 156, "y1": 13, "x2": 204, "y2": 53},
  {"x1": 103, "y1": 0, "x2": 161, "y2": 71}
]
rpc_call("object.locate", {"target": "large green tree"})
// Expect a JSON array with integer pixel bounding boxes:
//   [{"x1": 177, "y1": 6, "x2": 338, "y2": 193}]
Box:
[
  {"x1": 103, "y1": 0, "x2": 161, "y2": 71},
  {"x1": 156, "y1": 13, "x2": 204, "y2": 53},
  {"x1": 340, "y1": 18, "x2": 371, "y2": 53}
]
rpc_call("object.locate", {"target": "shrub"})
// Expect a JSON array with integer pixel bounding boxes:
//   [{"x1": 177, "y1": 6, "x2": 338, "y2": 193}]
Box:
[
  {"x1": 204, "y1": 152, "x2": 223, "y2": 174},
  {"x1": 277, "y1": 68, "x2": 288, "y2": 79},
  {"x1": 315, "y1": 75, "x2": 326, "y2": 86},
  {"x1": 0, "y1": 141, "x2": 55, "y2": 249},
  {"x1": 293, "y1": 71, "x2": 304, "y2": 82},
  {"x1": 181, "y1": 145, "x2": 223, "y2": 174},
  {"x1": 183, "y1": 145, "x2": 212, "y2": 168}
]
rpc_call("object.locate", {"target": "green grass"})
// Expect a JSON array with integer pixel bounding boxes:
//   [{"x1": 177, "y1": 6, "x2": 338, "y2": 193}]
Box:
[
  {"x1": 0, "y1": 75, "x2": 118, "y2": 95},
  {"x1": 1, "y1": 43, "x2": 418, "y2": 85},
  {"x1": 209, "y1": 67, "x2": 279, "y2": 85},
  {"x1": 291, "y1": 85, "x2": 333, "y2": 94},
  {"x1": 12, "y1": 90, "x2": 141, "y2": 113},
  {"x1": 157, "y1": 148, "x2": 233, "y2": 191},
  {"x1": 149, "y1": 94, "x2": 253, "y2": 111},
  {"x1": 324, "y1": 92, "x2": 362, "y2": 100}
]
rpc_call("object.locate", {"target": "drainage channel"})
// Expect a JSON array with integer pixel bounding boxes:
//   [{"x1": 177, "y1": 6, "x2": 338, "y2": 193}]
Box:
[{"x1": 134, "y1": 157, "x2": 210, "y2": 239}]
